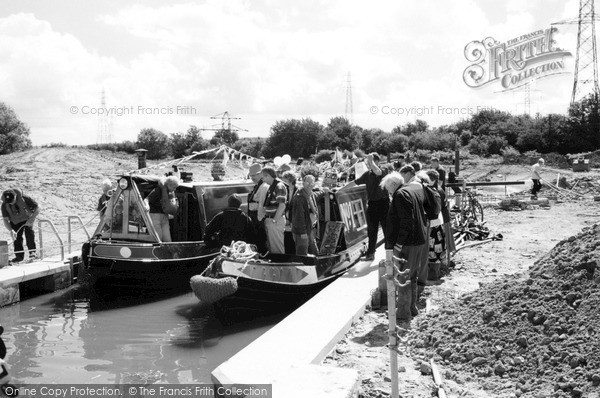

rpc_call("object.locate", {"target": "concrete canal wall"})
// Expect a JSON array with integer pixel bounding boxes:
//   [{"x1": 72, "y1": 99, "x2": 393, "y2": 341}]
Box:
[
  {"x1": 212, "y1": 250, "x2": 383, "y2": 398},
  {"x1": 0, "y1": 254, "x2": 82, "y2": 307}
]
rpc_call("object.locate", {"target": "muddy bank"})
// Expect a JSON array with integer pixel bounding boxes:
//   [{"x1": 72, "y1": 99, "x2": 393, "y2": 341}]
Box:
[{"x1": 324, "y1": 200, "x2": 600, "y2": 398}]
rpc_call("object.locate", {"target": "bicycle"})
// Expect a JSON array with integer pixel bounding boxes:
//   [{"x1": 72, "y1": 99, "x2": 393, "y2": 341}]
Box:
[{"x1": 452, "y1": 188, "x2": 484, "y2": 225}]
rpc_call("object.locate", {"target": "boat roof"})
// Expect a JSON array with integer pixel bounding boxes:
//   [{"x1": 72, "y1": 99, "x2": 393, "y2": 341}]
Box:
[{"x1": 122, "y1": 174, "x2": 251, "y2": 189}]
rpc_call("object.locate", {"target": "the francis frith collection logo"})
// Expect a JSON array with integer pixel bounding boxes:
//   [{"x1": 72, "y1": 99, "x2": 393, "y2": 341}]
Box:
[{"x1": 463, "y1": 27, "x2": 572, "y2": 91}]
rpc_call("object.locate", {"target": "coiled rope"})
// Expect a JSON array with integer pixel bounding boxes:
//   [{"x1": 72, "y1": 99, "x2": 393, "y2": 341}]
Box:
[{"x1": 190, "y1": 241, "x2": 259, "y2": 303}]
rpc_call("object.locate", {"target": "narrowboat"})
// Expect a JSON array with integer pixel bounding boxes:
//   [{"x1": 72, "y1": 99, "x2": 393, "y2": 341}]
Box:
[
  {"x1": 81, "y1": 174, "x2": 253, "y2": 289},
  {"x1": 190, "y1": 183, "x2": 371, "y2": 318}
]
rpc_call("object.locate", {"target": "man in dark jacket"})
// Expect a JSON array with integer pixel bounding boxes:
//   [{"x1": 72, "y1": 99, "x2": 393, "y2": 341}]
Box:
[
  {"x1": 204, "y1": 194, "x2": 256, "y2": 248},
  {"x1": 346, "y1": 153, "x2": 388, "y2": 261},
  {"x1": 384, "y1": 165, "x2": 428, "y2": 318},
  {"x1": 289, "y1": 174, "x2": 319, "y2": 255},
  {"x1": 2, "y1": 189, "x2": 40, "y2": 263}
]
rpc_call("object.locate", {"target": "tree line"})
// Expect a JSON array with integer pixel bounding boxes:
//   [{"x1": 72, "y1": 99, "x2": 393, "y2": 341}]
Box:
[{"x1": 1, "y1": 94, "x2": 599, "y2": 158}]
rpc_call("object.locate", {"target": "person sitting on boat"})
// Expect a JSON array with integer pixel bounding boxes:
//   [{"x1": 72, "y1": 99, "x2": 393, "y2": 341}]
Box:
[
  {"x1": 261, "y1": 166, "x2": 288, "y2": 254},
  {"x1": 205, "y1": 194, "x2": 256, "y2": 249},
  {"x1": 144, "y1": 176, "x2": 180, "y2": 242},
  {"x1": 97, "y1": 179, "x2": 113, "y2": 218},
  {"x1": 289, "y1": 174, "x2": 319, "y2": 255},
  {"x1": 281, "y1": 170, "x2": 299, "y2": 254},
  {"x1": 247, "y1": 163, "x2": 269, "y2": 253}
]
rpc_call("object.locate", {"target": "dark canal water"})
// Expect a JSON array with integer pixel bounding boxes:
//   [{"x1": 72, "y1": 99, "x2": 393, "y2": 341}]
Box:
[{"x1": 0, "y1": 285, "x2": 282, "y2": 384}]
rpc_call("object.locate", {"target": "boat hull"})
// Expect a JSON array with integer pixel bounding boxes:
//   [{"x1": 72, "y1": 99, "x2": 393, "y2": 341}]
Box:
[
  {"x1": 82, "y1": 240, "x2": 218, "y2": 289},
  {"x1": 202, "y1": 240, "x2": 365, "y2": 320}
]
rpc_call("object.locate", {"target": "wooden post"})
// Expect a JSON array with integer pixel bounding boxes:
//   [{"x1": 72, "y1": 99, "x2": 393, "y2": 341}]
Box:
[
  {"x1": 460, "y1": 178, "x2": 467, "y2": 224},
  {"x1": 454, "y1": 138, "x2": 460, "y2": 176},
  {"x1": 378, "y1": 260, "x2": 387, "y2": 306},
  {"x1": 385, "y1": 249, "x2": 399, "y2": 398}
]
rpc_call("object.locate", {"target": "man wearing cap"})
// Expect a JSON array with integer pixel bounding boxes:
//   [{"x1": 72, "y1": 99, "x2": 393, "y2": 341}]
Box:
[
  {"x1": 261, "y1": 166, "x2": 288, "y2": 254},
  {"x1": 531, "y1": 158, "x2": 545, "y2": 199},
  {"x1": 1, "y1": 189, "x2": 40, "y2": 263},
  {"x1": 247, "y1": 163, "x2": 269, "y2": 253}
]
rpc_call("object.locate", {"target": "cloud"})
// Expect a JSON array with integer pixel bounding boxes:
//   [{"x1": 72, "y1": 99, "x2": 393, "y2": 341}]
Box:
[{"x1": 0, "y1": 1, "x2": 581, "y2": 145}]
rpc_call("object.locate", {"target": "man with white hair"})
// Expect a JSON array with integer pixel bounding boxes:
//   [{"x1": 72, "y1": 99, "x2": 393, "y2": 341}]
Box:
[
  {"x1": 531, "y1": 158, "x2": 545, "y2": 199},
  {"x1": 385, "y1": 165, "x2": 428, "y2": 319},
  {"x1": 97, "y1": 179, "x2": 113, "y2": 218}
]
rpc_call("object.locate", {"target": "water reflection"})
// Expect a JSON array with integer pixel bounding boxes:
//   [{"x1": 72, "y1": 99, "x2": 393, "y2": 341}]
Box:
[{"x1": 0, "y1": 284, "x2": 283, "y2": 384}]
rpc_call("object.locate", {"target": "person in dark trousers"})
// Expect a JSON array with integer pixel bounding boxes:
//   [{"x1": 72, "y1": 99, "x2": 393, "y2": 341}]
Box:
[
  {"x1": 430, "y1": 157, "x2": 446, "y2": 192},
  {"x1": 531, "y1": 158, "x2": 545, "y2": 199},
  {"x1": 2, "y1": 189, "x2": 40, "y2": 263},
  {"x1": 204, "y1": 194, "x2": 256, "y2": 248},
  {"x1": 289, "y1": 174, "x2": 319, "y2": 255},
  {"x1": 345, "y1": 153, "x2": 388, "y2": 261},
  {"x1": 281, "y1": 171, "x2": 298, "y2": 254},
  {"x1": 384, "y1": 165, "x2": 428, "y2": 319}
]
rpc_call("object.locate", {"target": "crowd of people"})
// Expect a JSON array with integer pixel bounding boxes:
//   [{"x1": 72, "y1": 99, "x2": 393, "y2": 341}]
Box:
[
  {"x1": 1, "y1": 153, "x2": 547, "y2": 272},
  {"x1": 213, "y1": 163, "x2": 321, "y2": 256}
]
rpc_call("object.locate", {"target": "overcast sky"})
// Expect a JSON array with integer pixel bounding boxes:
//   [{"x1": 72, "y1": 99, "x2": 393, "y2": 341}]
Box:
[{"x1": 0, "y1": 0, "x2": 585, "y2": 145}]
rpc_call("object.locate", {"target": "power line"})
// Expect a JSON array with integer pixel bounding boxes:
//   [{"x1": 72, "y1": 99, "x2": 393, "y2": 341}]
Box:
[
  {"x1": 553, "y1": 0, "x2": 600, "y2": 103},
  {"x1": 345, "y1": 72, "x2": 353, "y2": 124},
  {"x1": 97, "y1": 88, "x2": 113, "y2": 144}
]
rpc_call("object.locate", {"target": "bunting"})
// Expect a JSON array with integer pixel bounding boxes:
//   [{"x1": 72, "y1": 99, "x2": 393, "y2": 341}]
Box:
[{"x1": 129, "y1": 145, "x2": 259, "y2": 175}]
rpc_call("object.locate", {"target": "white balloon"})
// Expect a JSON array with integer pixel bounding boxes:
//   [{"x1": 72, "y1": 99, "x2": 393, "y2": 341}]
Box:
[
  {"x1": 274, "y1": 156, "x2": 283, "y2": 167},
  {"x1": 282, "y1": 154, "x2": 291, "y2": 165}
]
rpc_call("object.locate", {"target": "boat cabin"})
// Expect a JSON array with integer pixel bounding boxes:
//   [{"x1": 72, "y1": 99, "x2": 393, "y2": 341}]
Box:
[
  {"x1": 92, "y1": 174, "x2": 369, "y2": 255},
  {"x1": 93, "y1": 175, "x2": 254, "y2": 243}
]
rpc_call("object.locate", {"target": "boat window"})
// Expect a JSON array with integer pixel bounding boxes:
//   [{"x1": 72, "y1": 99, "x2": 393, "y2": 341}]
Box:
[
  {"x1": 127, "y1": 191, "x2": 151, "y2": 235},
  {"x1": 96, "y1": 184, "x2": 155, "y2": 241},
  {"x1": 350, "y1": 199, "x2": 367, "y2": 231},
  {"x1": 102, "y1": 191, "x2": 125, "y2": 234}
]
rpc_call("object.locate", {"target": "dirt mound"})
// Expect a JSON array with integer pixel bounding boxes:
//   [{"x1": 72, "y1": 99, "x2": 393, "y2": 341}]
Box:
[{"x1": 410, "y1": 223, "x2": 600, "y2": 397}]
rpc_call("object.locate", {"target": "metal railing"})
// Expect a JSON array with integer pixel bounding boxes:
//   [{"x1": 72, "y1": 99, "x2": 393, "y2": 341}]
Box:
[
  {"x1": 38, "y1": 219, "x2": 65, "y2": 261},
  {"x1": 67, "y1": 216, "x2": 90, "y2": 254}
]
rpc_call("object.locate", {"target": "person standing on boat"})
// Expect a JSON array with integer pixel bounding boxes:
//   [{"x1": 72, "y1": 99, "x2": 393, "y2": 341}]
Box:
[
  {"x1": 281, "y1": 170, "x2": 298, "y2": 254},
  {"x1": 289, "y1": 174, "x2": 319, "y2": 255},
  {"x1": 97, "y1": 179, "x2": 113, "y2": 218},
  {"x1": 384, "y1": 165, "x2": 428, "y2": 319},
  {"x1": 2, "y1": 189, "x2": 40, "y2": 263},
  {"x1": 144, "y1": 176, "x2": 180, "y2": 242},
  {"x1": 261, "y1": 166, "x2": 288, "y2": 254},
  {"x1": 344, "y1": 153, "x2": 388, "y2": 261},
  {"x1": 247, "y1": 163, "x2": 269, "y2": 253},
  {"x1": 204, "y1": 194, "x2": 256, "y2": 248}
]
